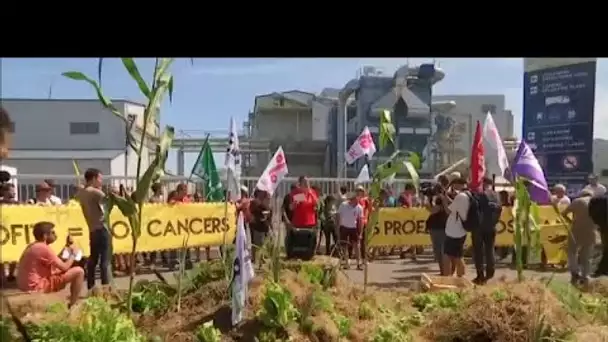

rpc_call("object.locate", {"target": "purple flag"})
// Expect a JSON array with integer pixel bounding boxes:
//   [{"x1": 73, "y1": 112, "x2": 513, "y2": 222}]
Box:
[{"x1": 512, "y1": 141, "x2": 551, "y2": 204}]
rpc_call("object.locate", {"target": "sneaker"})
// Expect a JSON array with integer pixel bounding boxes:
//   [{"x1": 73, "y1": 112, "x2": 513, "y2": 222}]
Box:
[
  {"x1": 570, "y1": 273, "x2": 580, "y2": 285},
  {"x1": 472, "y1": 276, "x2": 486, "y2": 285}
]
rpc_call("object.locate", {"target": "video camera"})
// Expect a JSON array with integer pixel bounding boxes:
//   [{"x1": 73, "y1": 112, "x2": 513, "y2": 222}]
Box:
[
  {"x1": 0, "y1": 170, "x2": 11, "y2": 184},
  {"x1": 420, "y1": 181, "x2": 445, "y2": 200}
]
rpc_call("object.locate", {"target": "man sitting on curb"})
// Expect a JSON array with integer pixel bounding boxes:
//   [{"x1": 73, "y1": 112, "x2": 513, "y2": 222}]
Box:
[{"x1": 17, "y1": 221, "x2": 85, "y2": 308}]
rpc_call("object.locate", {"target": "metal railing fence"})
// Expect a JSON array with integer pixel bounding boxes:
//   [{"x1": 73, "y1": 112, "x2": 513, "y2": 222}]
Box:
[{"x1": 11, "y1": 174, "x2": 427, "y2": 203}]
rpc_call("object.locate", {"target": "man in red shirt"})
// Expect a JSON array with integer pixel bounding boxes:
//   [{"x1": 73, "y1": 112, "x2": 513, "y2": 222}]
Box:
[
  {"x1": 289, "y1": 176, "x2": 318, "y2": 229},
  {"x1": 169, "y1": 183, "x2": 191, "y2": 204},
  {"x1": 17, "y1": 221, "x2": 84, "y2": 307},
  {"x1": 356, "y1": 186, "x2": 372, "y2": 262},
  {"x1": 285, "y1": 176, "x2": 318, "y2": 259}
]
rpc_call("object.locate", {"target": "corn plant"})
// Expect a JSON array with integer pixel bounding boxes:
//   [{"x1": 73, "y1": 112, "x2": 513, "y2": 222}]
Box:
[
  {"x1": 513, "y1": 178, "x2": 543, "y2": 281},
  {"x1": 176, "y1": 234, "x2": 190, "y2": 312},
  {"x1": 362, "y1": 110, "x2": 420, "y2": 293},
  {"x1": 63, "y1": 58, "x2": 176, "y2": 316}
]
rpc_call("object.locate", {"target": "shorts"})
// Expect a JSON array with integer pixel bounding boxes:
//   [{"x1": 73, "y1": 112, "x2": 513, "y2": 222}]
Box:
[
  {"x1": 339, "y1": 226, "x2": 359, "y2": 245},
  {"x1": 444, "y1": 236, "x2": 466, "y2": 258},
  {"x1": 39, "y1": 274, "x2": 68, "y2": 293}
]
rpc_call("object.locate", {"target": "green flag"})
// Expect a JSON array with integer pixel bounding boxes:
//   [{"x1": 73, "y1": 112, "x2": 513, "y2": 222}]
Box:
[{"x1": 191, "y1": 139, "x2": 224, "y2": 201}]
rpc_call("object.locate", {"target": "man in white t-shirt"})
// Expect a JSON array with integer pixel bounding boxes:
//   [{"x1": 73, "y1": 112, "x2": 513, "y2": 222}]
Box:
[
  {"x1": 583, "y1": 174, "x2": 606, "y2": 197},
  {"x1": 336, "y1": 192, "x2": 363, "y2": 270},
  {"x1": 551, "y1": 184, "x2": 571, "y2": 206},
  {"x1": 440, "y1": 177, "x2": 469, "y2": 277}
]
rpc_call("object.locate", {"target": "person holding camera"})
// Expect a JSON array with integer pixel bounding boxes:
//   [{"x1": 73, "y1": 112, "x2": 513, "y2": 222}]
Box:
[{"x1": 425, "y1": 181, "x2": 449, "y2": 274}]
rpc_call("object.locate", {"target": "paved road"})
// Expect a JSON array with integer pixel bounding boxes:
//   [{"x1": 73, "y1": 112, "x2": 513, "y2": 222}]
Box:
[
  {"x1": 1, "y1": 248, "x2": 574, "y2": 300},
  {"x1": 105, "y1": 250, "x2": 572, "y2": 291}
]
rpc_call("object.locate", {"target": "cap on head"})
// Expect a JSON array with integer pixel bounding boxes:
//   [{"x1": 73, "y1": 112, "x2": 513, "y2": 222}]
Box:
[
  {"x1": 579, "y1": 188, "x2": 594, "y2": 197},
  {"x1": 36, "y1": 182, "x2": 52, "y2": 192},
  {"x1": 355, "y1": 185, "x2": 365, "y2": 192},
  {"x1": 451, "y1": 177, "x2": 467, "y2": 186},
  {"x1": 553, "y1": 184, "x2": 566, "y2": 192},
  {"x1": 240, "y1": 185, "x2": 249, "y2": 193},
  {"x1": 347, "y1": 192, "x2": 358, "y2": 200},
  {"x1": 449, "y1": 171, "x2": 462, "y2": 179}
]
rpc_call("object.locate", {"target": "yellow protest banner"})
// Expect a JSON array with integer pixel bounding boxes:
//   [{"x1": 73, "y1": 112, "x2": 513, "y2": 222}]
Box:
[
  {"x1": 370, "y1": 206, "x2": 570, "y2": 263},
  {"x1": 0, "y1": 203, "x2": 236, "y2": 263}
]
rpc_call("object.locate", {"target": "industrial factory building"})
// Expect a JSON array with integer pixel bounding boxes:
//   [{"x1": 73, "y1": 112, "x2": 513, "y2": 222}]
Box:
[{"x1": 242, "y1": 64, "x2": 516, "y2": 178}]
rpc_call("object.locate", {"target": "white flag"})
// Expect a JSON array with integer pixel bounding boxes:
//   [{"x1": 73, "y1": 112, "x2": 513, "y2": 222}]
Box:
[
  {"x1": 355, "y1": 164, "x2": 371, "y2": 184},
  {"x1": 256, "y1": 146, "x2": 288, "y2": 195},
  {"x1": 231, "y1": 212, "x2": 254, "y2": 326},
  {"x1": 225, "y1": 117, "x2": 241, "y2": 201},
  {"x1": 345, "y1": 126, "x2": 377, "y2": 164},
  {"x1": 483, "y1": 112, "x2": 509, "y2": 178}
]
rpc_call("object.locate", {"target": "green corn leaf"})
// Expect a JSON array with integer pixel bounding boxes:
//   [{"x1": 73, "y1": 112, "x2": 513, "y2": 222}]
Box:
[
  {"x1": 104, "y1": 194, "x2": 116, "y2": 229},
  {"x1": 168, "y1": 75, "x2": 174, "y2": 103},
  {"x1": 128, "y1": 215, "x2": 142, "y2": 240},
  {"x1": 110, "y1": 193, "x2": 138, "y2": 217},
  {"x1": 403, "y1": 161, "x2": 420, "y2": 192},
  {"x1": 379, "y1": 110, "x2": 396, "y2": 150},
  {"x1": 374, "y1": 151, "x2": 406, "y2": 181},
  {"x1": 121, "y1": 58, "x2": 151, "y2": 99},
  {"x1": 154, "y1": 58, "x2": 175, "y2": 84},
  {"x1": 145, "y1": 71, "x2": 173, "y2": 129},
  {"x1": 405, "y1": 151, "x2": 422, "y2": 170},
  {"x1": 133, "y1": 126, "x2": 175, "y2": 203},
  {"x1": 97, "y1": 58, "x2": 104, "y2": 87}
]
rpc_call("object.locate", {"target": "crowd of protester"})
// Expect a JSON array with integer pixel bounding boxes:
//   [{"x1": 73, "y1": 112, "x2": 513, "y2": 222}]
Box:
[{"x1": 2, "y1": 164, "x2": 608, "y2": 301}]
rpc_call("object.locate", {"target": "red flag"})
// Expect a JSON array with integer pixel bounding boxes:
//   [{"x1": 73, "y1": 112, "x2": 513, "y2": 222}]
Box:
[{"x1": 469, "y1": 121, "x2": 485, "y2": 192}]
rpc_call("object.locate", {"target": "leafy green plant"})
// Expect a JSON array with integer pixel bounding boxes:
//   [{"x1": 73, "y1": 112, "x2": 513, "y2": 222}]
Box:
[
  {"x1": 298, "y1": 263, "x2": 324, "y2": 285},
  {"x1": 130, "y1": 280, "x2": 174, "y2": 314},
  {"x1": 358, "y1": 301, "x2": 374, "y2": 320},
  {"x1": 195, "y1": 321, "x2": 222, "y2": 342},
  {"x1": 331, "y1": 313, "x2": 352, "y2": 337},
  {"x1": 180, "y1": 259, "x2": 226, "y2": 293},
  {"x1": 412, "y1": 291, "x2": 463, "y2": 312},
  {"x1": 45, "y1": 302, "x2": 68, "y2": 314},
  {"x1": 63, "y1": 58, "x2": 176, "y2": 315},
  {"x1": 257, "y1": 282, "x2": 300, "y2": 331},
  {"x1": 0, "y1": 318, "x2": 11, "y2": 342},
  {"x1": 29, "y1": 297, "x2": 145, "y2": 342},
  {"x1": 299, "y1": 289, "x2": 333, "y2": 334}
]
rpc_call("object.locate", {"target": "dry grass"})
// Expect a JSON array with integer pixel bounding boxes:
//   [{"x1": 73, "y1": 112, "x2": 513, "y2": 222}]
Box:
[
  {"x1": 4, "y1": 262, "x2": 608, "y2": 342},
  {"x1": 423, "y1": 280, "x2": 578, "y2": 342}
]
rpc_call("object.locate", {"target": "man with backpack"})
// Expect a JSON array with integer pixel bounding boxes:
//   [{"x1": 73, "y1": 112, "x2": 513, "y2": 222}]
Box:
[{"x1": 471, "y1": 178, "x2": 502, "y2": 284}]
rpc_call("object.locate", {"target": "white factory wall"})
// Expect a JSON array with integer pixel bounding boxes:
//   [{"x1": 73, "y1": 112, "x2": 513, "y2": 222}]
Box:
[
  {"x1": 312, "y1": 101, "x2": 331, "y2": 141},
  {"x1": 432, "y1": 94, "x2": 514, "y2": 160},
  {"x1": 252, "y1": 110, "x2": 313, "y2": 141},
  {"x1": 2, "y1": 99, "x2": 156, "y2": 177}
]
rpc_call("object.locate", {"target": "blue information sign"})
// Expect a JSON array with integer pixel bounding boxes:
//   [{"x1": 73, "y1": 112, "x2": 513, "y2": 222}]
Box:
[{"x1": 523, "y1": 61, "x2": 596, "y2": 196}]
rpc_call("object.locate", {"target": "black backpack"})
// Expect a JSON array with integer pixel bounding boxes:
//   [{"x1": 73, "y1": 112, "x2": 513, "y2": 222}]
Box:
[
  {"x1": 482, "y1": 192, "x2": 503, "y2": 231},
  {"x1": 589, "y1": 195, "x2": 608, "y2": 228},
  {"x1": 457, "y1": 191, "x2": 483, "y2": 232}
]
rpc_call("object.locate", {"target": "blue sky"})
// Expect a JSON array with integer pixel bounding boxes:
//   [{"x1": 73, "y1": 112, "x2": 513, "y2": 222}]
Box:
[{"x1": 2, "y1": 58, "x2": 606, "y2": 174}]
